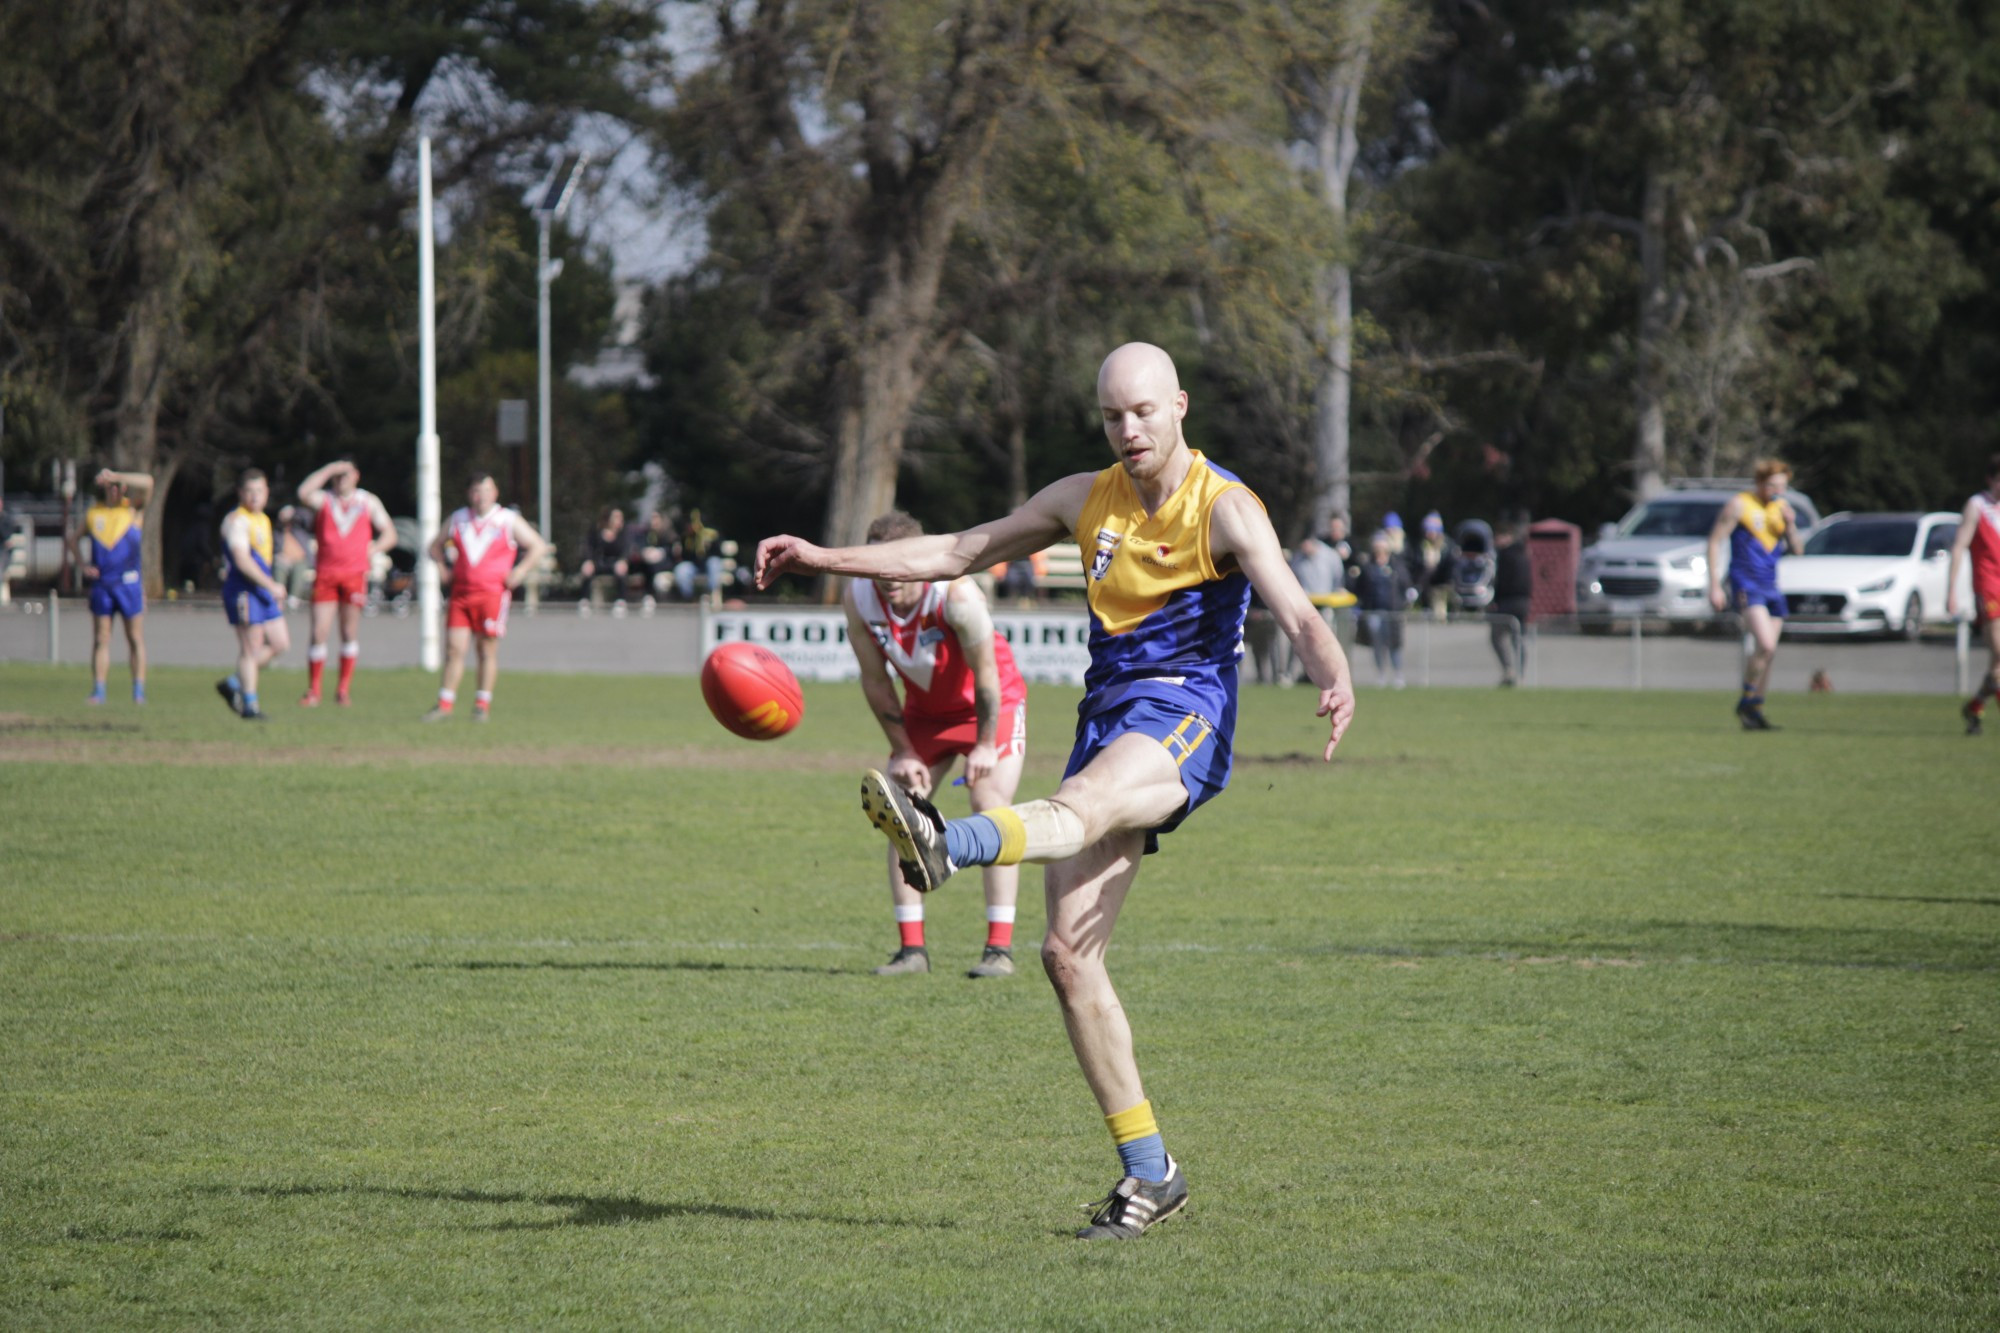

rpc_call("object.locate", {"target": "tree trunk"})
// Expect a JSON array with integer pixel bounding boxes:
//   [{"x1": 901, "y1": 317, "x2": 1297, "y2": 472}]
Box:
[
  {"x1": 1633, "y1": 162, "x2": 1670, "y2": 499},
  {"x1": 1309, "y1": 1, "x2": 1378, "y2": 536}
]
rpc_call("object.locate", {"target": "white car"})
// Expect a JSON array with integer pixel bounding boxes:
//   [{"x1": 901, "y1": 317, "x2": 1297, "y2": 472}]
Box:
[{"x1": 1777, "y1": 512, "x2": 1965, "y2": 640}]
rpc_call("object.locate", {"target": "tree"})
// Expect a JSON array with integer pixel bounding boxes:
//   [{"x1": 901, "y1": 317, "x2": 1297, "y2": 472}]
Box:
[{"x1": 0, "y1": 0, "x2": 659, "y2": 589}]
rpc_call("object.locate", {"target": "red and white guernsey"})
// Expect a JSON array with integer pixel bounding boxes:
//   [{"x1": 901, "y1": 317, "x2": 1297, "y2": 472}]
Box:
[
  {"x1": 313, "y1": 490, "x2": 386, "y2": 579},
  {"x1": 1972, "y1": 492, "x2": 2000, "y2": 598},
  {"x1": 852, "y1": 579, "x2": 1025, "y2": 721},
  {"x1": 446, "y1": 505, "x2": 521, "y2": 594}
]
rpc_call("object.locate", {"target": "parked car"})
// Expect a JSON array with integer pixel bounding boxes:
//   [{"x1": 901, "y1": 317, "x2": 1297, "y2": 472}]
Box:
[
  {"x1": 1777, "y1": 512, "x2": 1964, "y2": 640},
  {"x1": 1575, "y1": 480, "x2": 1823, "y2": 627}
]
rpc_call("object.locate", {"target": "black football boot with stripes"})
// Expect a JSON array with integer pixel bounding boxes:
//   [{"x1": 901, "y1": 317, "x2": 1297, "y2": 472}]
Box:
[{"x1": 1076, "y1": 1156, "x2": 1188, "y2": 1240}]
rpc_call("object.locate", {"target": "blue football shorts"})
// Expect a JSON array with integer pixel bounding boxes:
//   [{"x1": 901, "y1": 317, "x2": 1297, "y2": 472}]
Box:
[
  {"x1": 225, "y1": 583, "x2": 283, "y2": 627},
  {"x1": 89, "y1": 574, "x2": 144, "y2": 620},
  {"x1": 1064, "y1": 694, "x2": 1234, "y2": 855},
  {"x1": 1730, "y1": 580, "x2": 1788, "y2": 618}
]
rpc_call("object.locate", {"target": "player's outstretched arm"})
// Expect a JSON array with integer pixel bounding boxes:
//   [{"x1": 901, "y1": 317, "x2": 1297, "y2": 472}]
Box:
[
  {"x1": 1946, "y1": 499, "x2": 1979, "y2": 618},
  {"x1": 1210, "y1": 489, "x2": 1355, "y2": 760},
  {"x1": 755, "y1": 475, "x2": 1093, "y2": 589}
]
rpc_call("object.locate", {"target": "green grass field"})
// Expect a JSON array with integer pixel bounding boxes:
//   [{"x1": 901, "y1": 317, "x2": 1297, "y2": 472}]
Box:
[{"x1": 2, "y1": 663, "x2": 1995, "y2": 1329}]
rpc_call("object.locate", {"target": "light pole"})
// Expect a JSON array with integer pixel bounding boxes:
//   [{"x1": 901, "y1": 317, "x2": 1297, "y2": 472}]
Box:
[{"x1": 535, "y1": 151, "x2": 586, "y2": 543}]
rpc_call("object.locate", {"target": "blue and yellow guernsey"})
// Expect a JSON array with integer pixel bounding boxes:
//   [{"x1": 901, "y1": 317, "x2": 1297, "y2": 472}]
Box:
[
  {"x1": 1727, "y1": 491, "x2": 1789, "y2": 591},
  {"x1": 85, "y1": 501, "x2": 143, "y2": 584},
  {"x1": 221, "y1": 506, "x2": 274, "y2": 594},
  {"x1": 1073, "y1": 449, "x2": 1256, "y2": 724}
]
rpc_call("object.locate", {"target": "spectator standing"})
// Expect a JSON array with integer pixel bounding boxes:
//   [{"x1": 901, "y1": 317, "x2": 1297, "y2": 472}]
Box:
[
  {"x1": 1354, "y1": 531, "x2": 1411, "y2": 688},
  {"x1": 579, "y1": 506, "x2": 632, "y2": 608},
  {"x1": 1326, "y1": 514, "x2": 1356, "y2": 587},
  {"x1": 1490, "y1": 513, "x2": 1534, "y2": 687},
  {"x1": 1410, "y1": 512, "x2": 1454, "y2": 619}
]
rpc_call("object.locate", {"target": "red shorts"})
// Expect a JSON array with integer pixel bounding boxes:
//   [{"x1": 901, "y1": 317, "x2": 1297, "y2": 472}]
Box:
[
  {"x1": 448, "y1": 588, "x2": 511, "y2": 638},
  {"x1": 906, "y1": 701, "x2": 1026, "y2": 769},
  {"x1": 1976, "y1": 577, "x2": 2000, "y2": 625},
  {"x1": 312, "y1": 571, "x2": 368, "y2": 606}
]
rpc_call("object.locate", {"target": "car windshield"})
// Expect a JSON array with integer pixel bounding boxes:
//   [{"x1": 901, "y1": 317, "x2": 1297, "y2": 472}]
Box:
[
  {"x1": 1802, "y1": 520, "x2": 1918, "y2": 558},
  {"x1": 1617, "y1": 500, "x2": 1724, "y2": 538}
]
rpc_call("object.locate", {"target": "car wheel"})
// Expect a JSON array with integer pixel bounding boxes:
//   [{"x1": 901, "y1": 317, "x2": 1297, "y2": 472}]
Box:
[{"x1": 1899, "y1": 592, "x2": 1923, "y2": 642}]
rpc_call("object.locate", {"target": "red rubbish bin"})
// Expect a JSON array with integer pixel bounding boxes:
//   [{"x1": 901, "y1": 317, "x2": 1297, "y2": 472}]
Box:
[{"x1": 1527, "y1": 519, "x2": 1580, "y2": 622}]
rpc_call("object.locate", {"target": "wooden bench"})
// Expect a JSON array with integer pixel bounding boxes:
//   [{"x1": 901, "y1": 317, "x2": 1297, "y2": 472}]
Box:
[{"x1": 1035, "y1": 542, "x2": 1087, "y2": 593}]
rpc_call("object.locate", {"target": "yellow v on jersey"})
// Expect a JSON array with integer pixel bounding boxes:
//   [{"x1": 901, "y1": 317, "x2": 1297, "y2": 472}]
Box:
[{"x1": 1072, "y1": 449, "x2": 1258, "y2": 718}]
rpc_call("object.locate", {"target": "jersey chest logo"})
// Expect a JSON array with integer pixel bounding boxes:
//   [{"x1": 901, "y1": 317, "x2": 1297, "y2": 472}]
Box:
[
  {"x1": 326, "y1": 496, "x2": 368, "y2": 538},
  {"x1": 1090, "y1": 529, "x2": 1121, "y2": 581}
]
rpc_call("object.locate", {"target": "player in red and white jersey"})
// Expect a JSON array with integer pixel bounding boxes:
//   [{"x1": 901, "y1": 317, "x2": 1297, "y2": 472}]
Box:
[
  {"x1": 295, "y1": 459, "x2": 396, "y2": 707},
  {"x1": 423, "y1": 473, "x2": 549, "y2": 722},
  {"x1": 844, "y1": 511, "x2": 1030, "y2": 978},
  {"x1": 1946, "y1": 453, "x2": 2000, "y2": 735}
]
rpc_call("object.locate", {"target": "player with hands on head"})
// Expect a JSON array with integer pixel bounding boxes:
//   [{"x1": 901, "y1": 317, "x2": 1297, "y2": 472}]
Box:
[
  {"x1": 216, "y1": 469, "x2": 291, "y2": 721},
  {"x1": 424, "y1": 472, "x2": 550, "y2": 723},
  {"x1": 1707, "y1": 459, "x2": 1805, "y2": 730},
  {"x1": 845, "y1": 510, "x2": 1030, "y2": 978},
  {"x1": 757, "y1": 342, "x2": 1355, "y2": 1241},
  {"x1": 1945, "y1": 452, "x2": 2000, "y2": 735},
  {"x1": 80, "y1": 467, "x2": 155, "y2": 705},
  {"x1": 295, "y1": 459, "x2": 396, "y2": 707}
]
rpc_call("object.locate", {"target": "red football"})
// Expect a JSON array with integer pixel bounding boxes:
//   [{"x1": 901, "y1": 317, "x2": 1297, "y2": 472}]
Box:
[{"x1": 700, "y1": 642, "x2": 805, "y2": 741}]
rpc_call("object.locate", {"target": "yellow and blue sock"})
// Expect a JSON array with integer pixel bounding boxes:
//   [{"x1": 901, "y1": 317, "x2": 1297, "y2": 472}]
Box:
[
  {"x1": 943, "y1": 808, "x2": 1026, "y2": 869},
  {"x1": 1106, "y1": 1099, "x2": 1169, "y2": 1183}
]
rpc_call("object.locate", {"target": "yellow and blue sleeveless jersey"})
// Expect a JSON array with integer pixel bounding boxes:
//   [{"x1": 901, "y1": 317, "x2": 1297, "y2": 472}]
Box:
[
  {"x1": 1727, "y1": 491, "x2": 1789, "y2": 589},
  {"x1": 85, "y1": 501, "x2": 143, "y2": 582},
  {"x1": 221, "y1": 507, "x2": 274, "y2": 591},
  {"x1": 1073, "y1": 450, "x2": 1256, "y2": 720}
]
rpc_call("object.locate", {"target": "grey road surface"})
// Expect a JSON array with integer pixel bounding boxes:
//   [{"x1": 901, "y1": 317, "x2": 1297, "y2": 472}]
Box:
[{"x1": 0, "y1": 598, "x2": 1976, "y2": 694}]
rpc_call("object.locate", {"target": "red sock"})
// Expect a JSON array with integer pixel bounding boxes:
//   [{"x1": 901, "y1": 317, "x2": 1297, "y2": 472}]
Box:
[
  {"x1": 307, "y1": 658, "x2": 325, "y2": 695},
  {"x1": 986, "y1": 918, "x2": 1014, "y2": 950},
  {"x1": 337, "y1": 653, "x2": 357, "y2": 696},
  {"x1": 898, "y1": 919, "x2": 925, "y2": 949},
  {"x1": 1972, "y1": 697, "x2": 1988, "y2": 717}
]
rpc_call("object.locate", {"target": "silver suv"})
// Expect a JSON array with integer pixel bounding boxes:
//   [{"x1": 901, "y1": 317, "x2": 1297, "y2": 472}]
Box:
[{"x1": 1576, "y1": 480, "x2": 1822, "y2": 625}]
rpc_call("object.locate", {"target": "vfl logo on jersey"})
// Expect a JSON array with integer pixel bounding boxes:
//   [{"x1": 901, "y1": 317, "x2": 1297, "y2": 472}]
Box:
[{"x1": 1090, "y1": 529, "x2": 1122, "y2": 582}]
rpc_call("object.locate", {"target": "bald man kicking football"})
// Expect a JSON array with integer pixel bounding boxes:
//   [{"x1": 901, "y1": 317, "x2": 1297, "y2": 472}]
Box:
[{"x1": 757, "y1": 342, "x2": 1356, "y2": 1240}]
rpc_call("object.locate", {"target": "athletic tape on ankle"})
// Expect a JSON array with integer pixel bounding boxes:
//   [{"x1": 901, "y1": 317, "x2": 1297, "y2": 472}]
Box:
[{"x1": 987, "y1": 808, "x2": 1028, "y2": 865}]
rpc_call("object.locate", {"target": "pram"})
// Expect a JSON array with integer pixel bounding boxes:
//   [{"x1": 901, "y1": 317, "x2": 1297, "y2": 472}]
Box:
[{"x1": 1451, "y1": 519, "x2": 1497, "y2": 610}]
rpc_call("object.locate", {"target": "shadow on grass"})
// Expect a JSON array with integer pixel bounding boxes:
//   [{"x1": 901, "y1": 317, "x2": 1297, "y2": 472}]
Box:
[
  {"x1": 205, "y1": 1184, "x2": 953, "y2": 1232},
  {"x1": 1821, "y1": 893, "x2": 2000, "y2": 908},
  {"x1": 412, "y1": 959, "x2": 852, "y2": 977}
]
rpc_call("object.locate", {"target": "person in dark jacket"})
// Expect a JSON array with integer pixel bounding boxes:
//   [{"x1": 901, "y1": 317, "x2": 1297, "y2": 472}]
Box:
[
  {"x1": 1489, "y1": 513, "x2": 1535, "y2": 686},
  {"x1": 1355, "y1": 530, "x2": 1412, "y2": 688},
  {"x1": 579, "y1": 506, "x2": 631, "y2": 607}
]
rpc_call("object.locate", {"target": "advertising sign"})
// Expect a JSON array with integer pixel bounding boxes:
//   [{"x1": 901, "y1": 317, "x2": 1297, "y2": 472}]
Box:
[{"x1": 703, "y1": 606, "x2": 1093, "y2": 685}]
